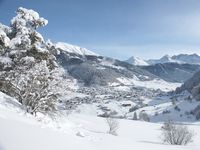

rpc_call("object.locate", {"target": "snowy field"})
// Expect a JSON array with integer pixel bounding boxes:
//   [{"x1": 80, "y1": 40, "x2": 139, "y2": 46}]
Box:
[
  {"x1": 0, "y1": 92, "x2": 200, "y2": 150},
  {"x1": 116, "y1": 77, "x2": 182, "y2": 92}
]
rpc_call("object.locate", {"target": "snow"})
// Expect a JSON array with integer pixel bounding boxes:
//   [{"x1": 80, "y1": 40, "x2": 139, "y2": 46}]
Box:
[
  {"x1": 34, "y1": 43, "x2": 49, "y2": 53},
  {"x1": 9, "y1": 35, "x2": 31, "y2": 49},
  {"x1": 0, "y1": 102, "x2": 200, "y2": 150},
  {"x1": 126, "y1": 54, "x2": 200, "y2": 66},
  {"x1": 0, "y1": 92, "x2": 200, "y2": 150},
  {"x1": 0, "y1": 29, "x2": 10, "y2": 47},
  {"x1": 55, "y1": 42, "x2": 98, "y2": 56},
  {"x1": 0, "y1": 56, "x2": 12, "y2": 65},
  {"x1": 116, "y1": 77, "x2": 181, "y2": 92},
  {"x1": 11, "y1": 7, "x2": 48, "y2": 29},
  {"x1": 0, "y1": 23, "x2": 11, "y2": 35},
  {"x1": 126, "y1": 56, "x2": 149, "y2": 66},
  {"x1": 21, "y1": 56, "x2": 35, "y2": 64}
]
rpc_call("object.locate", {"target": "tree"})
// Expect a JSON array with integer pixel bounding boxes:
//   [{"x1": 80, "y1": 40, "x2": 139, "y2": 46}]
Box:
[
  {"x1": 106, "y1": 117, "x2": 119, "y2": 136},
  {"x1": 0, "y1": 7, "x2": 70, "y2": 116},
  {"x1": 161, "y1": 120, "x2": 194, "y2": 145},
  {"x1": 139, "y1": 111, "x2": 150, "y2": 122},
  {"x1": 133, "y1": 112, "x2": 138, "y2": 120},
  {"x1": 10, "y1": 7, "x2": 48, "y2": 49},
  {"x1": 16, "y1": 61, "x2": 68, "y2": 115}
]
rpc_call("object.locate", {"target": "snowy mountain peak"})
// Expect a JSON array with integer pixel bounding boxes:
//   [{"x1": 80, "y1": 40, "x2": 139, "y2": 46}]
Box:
[
  {"x1": 55, "y1": 42, "x2": 98, "y2": 56},
  {"x1": 159, "y1": 55, "x2": 177, "y2": 63},
  {"x1": 125, "y1": 56, "x2": 149, "y2": 66}
]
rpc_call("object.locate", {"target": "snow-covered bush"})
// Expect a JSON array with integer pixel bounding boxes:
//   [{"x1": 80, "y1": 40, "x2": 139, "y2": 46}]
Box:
[
  {"x1": 106, "y1": 117, "x2": 119, "y2": 136},
  {"x1": 161, "y1": 120, "x2": 194, "y2": 145}
]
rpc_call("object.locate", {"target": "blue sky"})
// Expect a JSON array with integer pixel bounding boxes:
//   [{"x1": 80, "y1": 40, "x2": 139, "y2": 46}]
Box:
[{"x1": 0, "y1": 0, "x2": 200, "y2": 60}]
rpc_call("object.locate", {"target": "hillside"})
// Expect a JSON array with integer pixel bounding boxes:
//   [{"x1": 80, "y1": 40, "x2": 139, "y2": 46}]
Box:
[
  {"x1": 141, "y1": 63, "x2": 200, "y2": 83},
  {"x1": 0, "y1": 91, "x2": 200, "y2": 150}
]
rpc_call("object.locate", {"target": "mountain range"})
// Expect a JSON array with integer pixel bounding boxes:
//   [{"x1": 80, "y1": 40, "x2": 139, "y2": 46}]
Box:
[
  {"x1": 55, "y1": 43, "x2": 200, "y2": 84},
  {"x1": 126, "y1": 54, "x2": 200, "y2": 66}
]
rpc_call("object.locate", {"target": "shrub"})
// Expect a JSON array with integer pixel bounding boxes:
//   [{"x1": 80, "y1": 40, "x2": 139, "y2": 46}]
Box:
[
  {"x1": 106, "y1": 117, "x2": 119, "y2": 136},
  {"x1": 161, "y1": 120, "x2": 194, "y2": 145},
  {"x1": 133, "y1": 112, "x2": 138, "y2": 120}
]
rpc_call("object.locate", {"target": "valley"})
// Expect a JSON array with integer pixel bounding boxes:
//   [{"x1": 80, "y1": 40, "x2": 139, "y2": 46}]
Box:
[{"x1": 0, "y1": 6, "x2": 200, "y2": 150}]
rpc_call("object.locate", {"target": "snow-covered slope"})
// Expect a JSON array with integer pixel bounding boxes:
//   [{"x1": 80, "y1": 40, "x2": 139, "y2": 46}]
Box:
[
  {"x1": 115, "y1": 77, "x2": 181, "y2": 92},
  {"x1": 0, "y1": 91, "x2": 200, "y2": 150},
  {"x1": 55, "y1": 42, "x2": 98, "y2": 56},
  {"x1": 125, "y1": 56, "x2": 149, "y2": 66}
]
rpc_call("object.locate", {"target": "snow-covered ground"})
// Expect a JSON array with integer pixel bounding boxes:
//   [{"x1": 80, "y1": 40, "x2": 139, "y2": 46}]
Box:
[
  {"x1": 116, "y1": 77, "x2": 181, "y2": 92},
  {"x1": 0, "y1": 92, "x2": 200, "y2": 150}
]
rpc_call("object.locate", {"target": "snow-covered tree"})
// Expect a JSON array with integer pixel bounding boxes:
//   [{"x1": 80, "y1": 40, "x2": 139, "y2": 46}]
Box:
[
  {"x1": 9, "y1": 7, "x2": 47, "y2": 49},
  {"x1": 0, "y1": 24, "x2": 11, "y2": 54},
  {"x1": 139, "y1": 111, "x2": 150, "y2": 122},
  {"x1": 0, "y1": 7, "x2": 70, "y2": 116},
  {"x1": 13, "y1": 61, "x2": 68, "y2": 115},
  {"x1": 133, "y1": 112, "x2": 138, "y2": 120}
]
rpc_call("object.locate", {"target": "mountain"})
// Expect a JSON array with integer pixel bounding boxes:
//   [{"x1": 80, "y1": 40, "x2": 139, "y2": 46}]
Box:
[
  {"x1": 141, "y1": 63, "x2": 200, "y2": 83},
  {"x1": 125, "y1": 56, "x2": 149, "y2": 66},
  {"x1": 171, "y1": 54, "x2": 200, "y2": 64},
  {"x1": 55, "y1": 45, "x2": 158, "y2": 86},
  {"x1": 55, "y1": 42, "x2": 98, "y2": 56},
  {"x1": 147, "y1": 54, "x2": 200, "y2": 65},
  {"x1": 147, "y1": 55, "x2": 181, "y2": 64},
  {"x1": 125, "y1": 55, "x2": 200, "y2": 83},
  {"x1": 55, "y1": 42, "x2": 200, "y2": 86}
]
